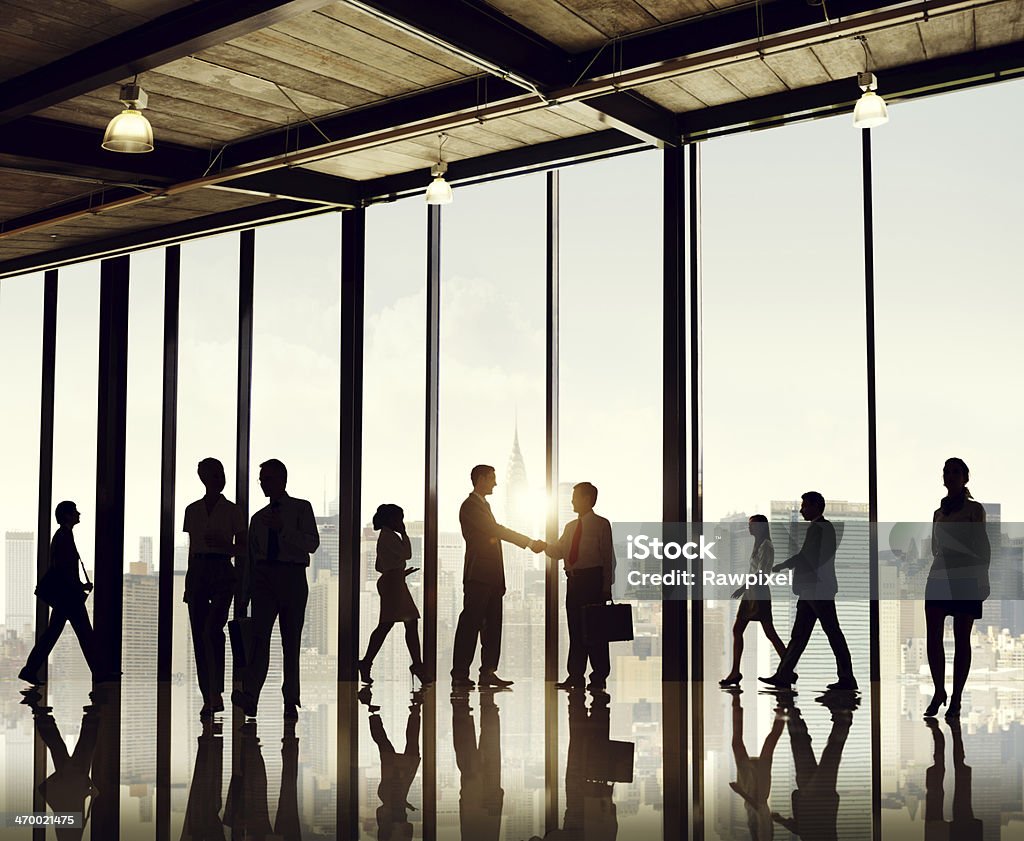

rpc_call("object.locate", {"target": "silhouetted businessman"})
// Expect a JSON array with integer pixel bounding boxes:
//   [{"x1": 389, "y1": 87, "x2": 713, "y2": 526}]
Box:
[
  {"x1": 233, "y1": 458, "x2": 319, "y2": 721},
  {"x1": 545, "y1": 482, "x2": 616, "y2": 691},
  {"x1": 183, "y1": 457, "x2": 246, "y2": 718},
  {"x1": 181, "y1": 719, "x2": 225, "y2": 841},
  {"x1": 772, "y1": 695, "x2": 856, "y2": 841},
  {"x1": 925, "y1": 718, "x2": 982, "y2": 841},
  {"x1": 729, "y1": 690, "x2": 784, "y2": 840},
  {"x1": 760, "y1": 492, "x2": 856, "y2": 692},
  {"x1": 451, "y1": 464, "x2": 544, "y2": 689},
  {"x1": 20, "y1": 501, "x2": 101, "y2": 685},
  {"x1": 366, "y1": 689, "x2": 422, "y2": 841},
  {"x1": 453, "y1": 692, "x2": 504, "y2": 841}
]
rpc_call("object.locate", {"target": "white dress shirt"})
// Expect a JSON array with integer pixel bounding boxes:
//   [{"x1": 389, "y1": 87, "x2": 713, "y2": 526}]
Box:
[
  {"x1": 547, "y1": 510, "x2": 616, "y2": 591},
  {"x1": 248, "y1": 493, "x2": 319, "y2": 566}
]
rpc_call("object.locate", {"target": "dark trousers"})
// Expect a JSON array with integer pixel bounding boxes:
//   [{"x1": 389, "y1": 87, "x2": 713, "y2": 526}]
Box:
[
  {"x1": 566, "y1": 567, "x2": 610, "y2": 681},
  {"x1": 778, "y1": 599, "x2": 854, "y2": 682},
  {"x1": 243, "y1": 564, "x2": 308, "y2": 707},
  {"x1": 188, "y1": 589, "x2": 232, "y2": 700},
  {"x1": 24, "y1": 598, "x2": 98, "y2": 677},
  {"x1": 451, "y1": 581, "x2": 503, "y2": 679}
]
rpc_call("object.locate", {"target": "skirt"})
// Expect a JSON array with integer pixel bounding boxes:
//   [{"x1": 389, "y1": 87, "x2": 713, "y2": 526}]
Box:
[
  {"x1": 736, "y1": 596, "x2": 773, "y2": 623},
  {"x1": 377, "y1": 569, "x2": 420, "y2": 623},
  {"x1": 924, "y1": 599, "x2": 983, "y2": 619}
]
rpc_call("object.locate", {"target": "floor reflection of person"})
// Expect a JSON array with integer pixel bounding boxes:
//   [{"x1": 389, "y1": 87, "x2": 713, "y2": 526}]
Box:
[
  {"x1": 276, "y1": 720, "x2": 302, "y2": 841},
  {"x1": 453, "y1": 691, "x2": 504, "y2": 841},
  {"x1": 364, "y1": 688, "x2": 422, "y2": 841},
  {"x1": 181, "y1": 720, "x2": 225, "y2": 841},
  {"x1": 223, "y1": 722, "x2": 273, "y2": 840},
  {"x1": 772, "y1": 694, "x2": 857, "y2": 841},
  {"x1": 563, "y1": 689, "x2": 618, "y2": 841},
  {"x1": 728, "y1": 690, "x2": 784, "y2": 839},
  {"x1": 924, "y1": 457, "x2": 990, "y2": 720},
  {"x1": 924, "y1": 718, "x2": 982, "y2": 841},
  {"x1": 25, "y1": 687, "x2": 113, "y2": 841}
]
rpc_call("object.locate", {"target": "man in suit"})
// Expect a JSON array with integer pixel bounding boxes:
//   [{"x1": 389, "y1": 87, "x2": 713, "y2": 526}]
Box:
[
  {"x1": 451, "y1": 464, "x2": 545, "y2": 689},
  {"x1": 759, "y1": 491, "x2": 857, "y2": 692},
  {"x1": 545, "y1": 482, "x2": 616, "y2": 691},
  {"x1": 233, "y1": 458, "x2": 319, "y2": 720}
]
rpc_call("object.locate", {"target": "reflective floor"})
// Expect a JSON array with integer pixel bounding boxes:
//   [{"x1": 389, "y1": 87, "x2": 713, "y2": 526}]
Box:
[{"x1": 4, "y1": 658, "x2": 1024, "y2": 840}]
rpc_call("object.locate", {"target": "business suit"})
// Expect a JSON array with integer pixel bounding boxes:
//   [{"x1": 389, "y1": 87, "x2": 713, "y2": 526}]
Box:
[
  {"x1": 451, "y1": 493, "x2": 530, "y2": 680},
  {"x1": 775, "y1": 517, "x2": 854, "y2": 684},
  {"x1": 547, "y1": 512, "x2": 616, "y2": 683}
]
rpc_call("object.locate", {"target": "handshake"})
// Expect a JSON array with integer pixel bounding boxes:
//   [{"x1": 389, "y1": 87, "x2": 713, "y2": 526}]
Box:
[{"x1": 529, "y1": 539, "x2": 547, "y2": 554}]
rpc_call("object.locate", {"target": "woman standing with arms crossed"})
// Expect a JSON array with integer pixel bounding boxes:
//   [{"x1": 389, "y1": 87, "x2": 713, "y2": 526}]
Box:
[
  {"x1": 720, "y1": 515, "x2": 787, "y2": 687},
  {"x1": 359, "y1": 504, "x2": 431, "y2": 685},
  {"x1": 924, "y1": 457, "x2": 990, "y2": 719}
]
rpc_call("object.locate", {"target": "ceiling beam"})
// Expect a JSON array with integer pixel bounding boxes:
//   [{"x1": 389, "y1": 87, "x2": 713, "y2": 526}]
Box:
[
  {"x1": 363, "y1": 129, "x2": 642, "y2": 201},
  {"x1": 0, "y1": 199, "x2": 323, "y2": 279},
  {"x1": 216, "y1": 169, "x2": 363, "y2": 207},
  {"x1": 0, "y1": 0, "x2": 331, "y2": 124},
  {"x1": 346, "y1": 0, "x2": 572, "y2": 88},
  {"x1": 569, "y1": 93, "x2": 680, "y2": 147}
]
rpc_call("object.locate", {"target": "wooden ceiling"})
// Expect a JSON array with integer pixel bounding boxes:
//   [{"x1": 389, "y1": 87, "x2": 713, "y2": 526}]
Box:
[{"x1": 0, "y1": 0, "x2": 1021, "y2": 274}]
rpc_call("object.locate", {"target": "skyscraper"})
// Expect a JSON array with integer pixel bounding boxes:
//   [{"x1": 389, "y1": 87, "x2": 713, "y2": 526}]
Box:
[{"x1": 4, "y1": 531, "x2": 33, "y2": 638}]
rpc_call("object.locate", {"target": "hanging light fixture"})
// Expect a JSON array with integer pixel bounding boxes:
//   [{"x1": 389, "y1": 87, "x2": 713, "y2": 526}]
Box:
[
  {"x1": 425, "y1": 133, "x2": 452, "y2": 205},
  {"x1": 102, "y1": 80, "x2": 154, "y2": 153},
  {"x1": 853, "y1": 72, "x2": 889, "y2": 128}
]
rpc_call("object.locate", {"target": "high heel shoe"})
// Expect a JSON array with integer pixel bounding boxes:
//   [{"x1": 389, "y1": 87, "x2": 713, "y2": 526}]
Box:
[
  {"x1": 923, "y1": 691, "x2": 947, "y2": 718},
  {"x1": 410, "y1": 663, "x2": 433, "y2": 685},
  {"x1": 719, "y1": 673, "x2": 741, "y2": 688},
  {"x1": 944, "y1": 697, "x2": 961, "y2": 719},
  {"x1": 358, "y1": 658, "x2": 373, "y2": 685}
]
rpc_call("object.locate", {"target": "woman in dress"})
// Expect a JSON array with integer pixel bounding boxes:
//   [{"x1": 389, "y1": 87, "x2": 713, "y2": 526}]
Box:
[
  {"x1": 720, "y1": 515, "x2": 787, "y2": 687},
  {"x1": 359, "y1": 504, "x2": 430, "y2": 685},
  {"x1": 924, "y1": 457, "x2": 990, "y2": 719}
]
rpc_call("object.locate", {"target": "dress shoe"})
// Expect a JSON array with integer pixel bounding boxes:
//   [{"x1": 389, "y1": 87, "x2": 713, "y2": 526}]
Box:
[
  {"x1": 410, "y1": 663, "x2": 433, "y2": 684},
  {"x1": 478, "y1": 673, "x2": 514, "y2": 688},
  {"x1": 451, "y1": 676, "x2": 476, "y2": 691},
  {"x1": 358, "y1": 658, "x2": 373, "y2": 685},
  {"x1": 719, "y1": 673, "x2": 741, "y2": 688},
  {"x1": 924, "y1": 690, "x2": 948, "y2": 718},
  {"x1": 587, "y1": 677, "x2": 607, "y2": 691},
  {"x1": 232, "y1": 689, "x2": 258, "y2": 718},
  {"x1": 18, "y1": 667, "x2": 43, "y2": 685},
  {"x1": 826, "y1": 678, "x2": 859, "y2": 692},
  {"x1": 759, "y1": 673, "x2": 795, "y2": 689},
  {"x1": 284, "y1": 703, "x2": 298, "y2": 721},
  {"x1": 555, "y1": 676, "x2": 585, "y2": 690},
  {"x1": 944, "y1": 697, "x2": 962, "y2": 719}
]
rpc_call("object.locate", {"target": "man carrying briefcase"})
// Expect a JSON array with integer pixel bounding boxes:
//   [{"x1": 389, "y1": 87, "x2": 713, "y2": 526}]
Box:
[{"x1": 545, "y1": 482, "x2": 616, "y2": 691}]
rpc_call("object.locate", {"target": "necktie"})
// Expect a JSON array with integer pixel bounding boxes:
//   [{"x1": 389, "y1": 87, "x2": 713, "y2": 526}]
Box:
[
  {"x1": 267, "y1": 506, "x2": 280, "y2": 562},
  {"x1": 567, "y1": 517, "x2": 583, "y2": 567}
]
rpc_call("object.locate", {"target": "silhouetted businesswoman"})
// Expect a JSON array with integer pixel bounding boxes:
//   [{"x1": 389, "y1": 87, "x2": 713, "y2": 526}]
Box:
[
  {"x1": 233, "y1": 458, "x2": 319, "y2": 721},
  {"x1": 545, "y1": 482, "x2": 616, "y2": 691},
  {"x1": 924, "y1": 457, "x2": 990, "y2": 719},
  {"x1": 760, "y1": 492, "x2": 857, "y2": 692},
  {"x1": 453, "y1": 692, "x2": 503, "y2": 841},
  {"x1": 451, "y1": 464, "x2": 544, "y2": 689},
  {"x1": 20, "y1": 501, "x2": 101, "y2": 685},
  {"x1": 183, "y1": 457, "x2": 246, "y2": 719},
  {"x1": 359, "y1": 504, "x2": 429, "y2": 686}
]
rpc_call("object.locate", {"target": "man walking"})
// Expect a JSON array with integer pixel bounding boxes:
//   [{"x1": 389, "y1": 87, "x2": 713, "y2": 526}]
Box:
[
  {"x1": 233, "y1": 458, "x2": 319, "y2": 720},
  {"x1": 451, "y1": 464, "x2": 544, "y2": 689},
  {"x1": 759, "y1": 492, "x2": 857, "y2": 692},
  {"x1": 545, "y1": 482, "x2": 616, "y2": 691}
]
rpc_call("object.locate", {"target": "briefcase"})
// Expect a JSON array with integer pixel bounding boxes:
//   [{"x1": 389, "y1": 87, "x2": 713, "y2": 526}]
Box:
[
  {"x1": 228, "y1": 616, "x2": 254, "y2": 670},
  {"x1": 587, "y1": 738, "x2": 635, "y2": 783},
  {"x1": 582, "y1": 602, "x2": 634, "y2": 644}
]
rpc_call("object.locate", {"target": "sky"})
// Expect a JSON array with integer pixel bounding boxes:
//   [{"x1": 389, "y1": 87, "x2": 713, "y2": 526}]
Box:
[{"x1": 1, "y1": 78, "x2": 1022, "y2": 621}]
